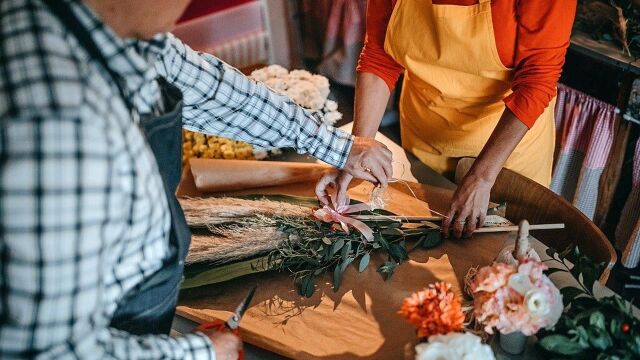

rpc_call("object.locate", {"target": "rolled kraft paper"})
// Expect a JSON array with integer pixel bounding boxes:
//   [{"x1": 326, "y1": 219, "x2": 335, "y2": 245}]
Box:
[{"x1": 189, "y1": 158, "x2": 332, "y2": 193}]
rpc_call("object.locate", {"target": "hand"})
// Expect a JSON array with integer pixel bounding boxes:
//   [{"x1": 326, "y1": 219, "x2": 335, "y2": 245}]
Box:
[
  {"x1": 204, "y1": 329, "x2": 242, "y2": 360},
  {"x1": 315, "y1": 170, "x2": 353, "y2": 208},
  {"x1": 342, "y1": 137, "x2": 392, "y2": 186},
  {"x1": 441, "y1": 173, "x2": 494, "y2": 239}
]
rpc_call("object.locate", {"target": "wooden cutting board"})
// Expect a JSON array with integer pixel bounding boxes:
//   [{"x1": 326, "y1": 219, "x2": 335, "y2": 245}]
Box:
[{"x1": 176, "y1": 163, "x2": 508, "y2": 359}]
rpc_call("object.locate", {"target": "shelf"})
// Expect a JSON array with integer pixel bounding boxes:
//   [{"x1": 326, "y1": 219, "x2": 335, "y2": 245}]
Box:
[{"x1": 570, "y1": 31, "x2": 640, "y2": 75}]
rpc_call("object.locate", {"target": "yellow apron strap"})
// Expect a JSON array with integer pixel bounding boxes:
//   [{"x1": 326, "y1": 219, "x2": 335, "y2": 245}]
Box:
[{"x1": 478, "y1": 0, "x2": 490, "y2": 3}]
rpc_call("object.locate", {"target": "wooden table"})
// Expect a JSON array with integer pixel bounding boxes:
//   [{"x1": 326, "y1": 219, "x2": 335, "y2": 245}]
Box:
[{"x1": 172, "y1": 125, "x2": 637, "y2": 359}]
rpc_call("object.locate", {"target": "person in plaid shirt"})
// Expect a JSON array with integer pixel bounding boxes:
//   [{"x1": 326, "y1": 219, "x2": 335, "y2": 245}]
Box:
[{"x1": 0, "y1": 0, "x2": 393, "y2": 359}]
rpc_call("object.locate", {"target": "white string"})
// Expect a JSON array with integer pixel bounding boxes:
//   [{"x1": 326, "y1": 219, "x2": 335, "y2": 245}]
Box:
[{"x1": 367, "y1": 161, "x2": 449, "y2": 219}]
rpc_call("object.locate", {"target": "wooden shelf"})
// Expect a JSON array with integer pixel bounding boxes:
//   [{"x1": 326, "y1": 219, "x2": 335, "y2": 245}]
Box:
[{"x1": 570, "y1": 31, "x2": 640, "y2": 74}]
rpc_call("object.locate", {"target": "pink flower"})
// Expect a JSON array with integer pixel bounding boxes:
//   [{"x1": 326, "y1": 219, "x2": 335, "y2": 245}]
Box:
[{"x1": 471, "y1": 260, "x2": 563, "y2": 336}]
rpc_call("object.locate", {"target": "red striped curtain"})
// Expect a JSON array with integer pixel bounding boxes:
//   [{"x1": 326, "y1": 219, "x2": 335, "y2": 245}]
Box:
[
  {"x1": 551, "y1": 84, "x2": 617, "y2": 220},
  {"x1": 615, "y1": 137, "x2": 640, "y2": 267}
]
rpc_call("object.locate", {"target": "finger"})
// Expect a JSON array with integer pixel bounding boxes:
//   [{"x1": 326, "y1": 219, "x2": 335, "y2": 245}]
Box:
[
  {"x1": 315, "y1": 173, "x2": 336, "y2": 205},
  {"x1": 368, "y1": 163, "x2": 388, "y2": 186},
  {"x1": 351, "y1": 169, "x2": 378, "y2": 183},
  {"x1": 453, "y1": 211, "x2": 470, "y2": 239},
  {"x1": 377, "y1": 156, "x2": 393, "y2": 180},
  {"x1": 441, "y1": 209, "x2": 456, "y2": 239},
  {"x1": 463, "y1": 211, "x2": 480, "y2": 238},
  {"x1": 478, "y1": 211, "x2": 487, "y2": 229},
  {"x1": 336, "y1": 174, "x2": 352, "y2": 207}
]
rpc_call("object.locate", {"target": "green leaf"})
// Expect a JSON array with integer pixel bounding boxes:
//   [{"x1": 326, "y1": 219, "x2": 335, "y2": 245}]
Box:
[
  {"x1": 422, "y1": 231, "x2": 443, "y2": 248},
  {"x1": 544, "y1": 267, "x2": 568, "y2": 277},
  {"x1": 546, "y1": 247, "x2": 559, "y2": 260},
  {"x1": 300, "y1": 275, "x2": 316, "y2": 298},
  {"x1": 340, "y1": 256, "x2": 355, "y2": 273},
  {"x1": 322, "y1": 237, "x2": 332, "y2": 245},
  {"x1": 381, "y1": 228, "x2": 404, "y2": 236},
  {"x1": 539, "y1": 334, "x2": 588, "y2": 355},
  {"x1": 340, "y1": 240, "x2": 351, "y2": 260},
  {"x1": 561, "y1": 286, "x2": 586, "y2": 306},
  {"x1": 333, "y1": 265, "x2": 343, "y2": 291},
  {"x1": 334, "y1": 257, "x2": 355, "y2": 292},
  {"x1": 588, "y1": 326, "x2": 613, "y2": 350},
  {"x1": 377, "y1": 235, "x2": 390, "y2": 251},
  {"x1": 331, "y1": 238, "x2": 345, "y2": 256},
  {"x1": 590, "y1": 312, "x2": 606, "y2": 330},
  {"x1": 388, "y1": 243, "x2": 408, "y2": 263},
  {"x1": 377, "y1": 261, "x2": 398, "y2": 280},
  {"x1": 358, "y1": 253, "x2": 371, "y2": 273}
]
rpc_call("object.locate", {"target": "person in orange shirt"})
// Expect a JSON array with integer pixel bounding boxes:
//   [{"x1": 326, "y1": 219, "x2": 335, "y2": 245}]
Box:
[{"x1": 316, "y1": 0, "x2": 577, "y2": 239}]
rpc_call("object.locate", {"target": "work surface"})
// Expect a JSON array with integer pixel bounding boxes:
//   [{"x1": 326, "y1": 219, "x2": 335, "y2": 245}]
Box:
[{"x1": 172, "y1": 125, "x2": 635, "y2": 359}]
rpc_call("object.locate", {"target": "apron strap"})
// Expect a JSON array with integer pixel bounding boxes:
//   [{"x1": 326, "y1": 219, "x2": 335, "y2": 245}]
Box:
[{"x1": 478, "y1": 0, "x2": 490, "y2": 3}]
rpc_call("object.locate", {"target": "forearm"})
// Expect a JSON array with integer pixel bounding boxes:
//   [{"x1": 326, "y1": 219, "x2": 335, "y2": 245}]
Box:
[
  {"x1": 352, "y1": 72, "x2": 392, "y2": 138},
  {"x1": 467, "y1": 108, "x2": 528, "y2": 182},
  {"x1": 158, "y1": 34, "x2": 353, "y2": 168}
]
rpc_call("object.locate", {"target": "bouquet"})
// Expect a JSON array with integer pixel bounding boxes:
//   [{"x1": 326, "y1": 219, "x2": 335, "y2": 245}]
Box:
[
  {"x1": 399, "y1": 282, "x2": 495, "y2": 360},
  {"x1": 180, "y1": 196, "x2": 443, "y2": 297},
  {"x1": 470, "y1": 260, "x2": 563, "y2": 336}
]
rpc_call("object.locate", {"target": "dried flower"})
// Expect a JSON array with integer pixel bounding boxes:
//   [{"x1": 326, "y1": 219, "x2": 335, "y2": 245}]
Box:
[{"x1": 398, "y1": 282, "x2": 465, "y2": 338}]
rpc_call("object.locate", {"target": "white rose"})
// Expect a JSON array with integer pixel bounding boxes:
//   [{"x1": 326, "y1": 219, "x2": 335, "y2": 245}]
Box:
[
  {"x1": 508, "y1": 273, "x2": 534, "y2": 295},
  {"x1": 250, "y1": 68, "x2": 268, "y2": 82},
  {"x1": 548, "y1": 283, "x2": 564, "y2": 326},
  {"x1": 524, "y1": 289, "x2": 550, "y2": 318},
  {"x1": 415, "y1": 342, "x2": 452, "y2": 360},
  {"x1": 306, "y1": 95, "x2": 325, "y2": 111},
  {"x1": 323, "y1": 111, "x2": 343, "y2": 126},
  {"x1": 265, "y1": 64, "x2": 288, "y2": 78},
  {"x1": 288, "y1": 69, "x2": 313, "y2": 80},
  {"x1": 264, "y1": 78, "x2": 287, "y2": 92},
  {"x1": 419, "y1": 333, "x2": 495, "y2": 360},
  {"x1": 324, "y1": 100, "x2": 338, "y2": 112},
  {"x1": 446, "y1": 333, "x2": 495, "y2": 360},
  {"x1": 310, "y1": 74, "x2": 330, "y2": 97}
]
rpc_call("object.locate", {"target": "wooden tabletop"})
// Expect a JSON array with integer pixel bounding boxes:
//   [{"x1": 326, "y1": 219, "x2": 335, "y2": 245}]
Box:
[{"x1": 172, "y1": 125, "x2": 636, "y2": 359}]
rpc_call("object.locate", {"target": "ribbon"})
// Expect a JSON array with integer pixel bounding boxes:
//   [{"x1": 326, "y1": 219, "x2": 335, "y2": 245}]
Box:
[{"x1": 313, "y1": 203, "x2": 374, "y2": 243}]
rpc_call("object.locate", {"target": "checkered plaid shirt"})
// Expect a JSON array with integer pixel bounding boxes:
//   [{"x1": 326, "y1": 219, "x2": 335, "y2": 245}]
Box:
[{"x1": 0, "y1": 0, "x2": 353, "y2": 358}]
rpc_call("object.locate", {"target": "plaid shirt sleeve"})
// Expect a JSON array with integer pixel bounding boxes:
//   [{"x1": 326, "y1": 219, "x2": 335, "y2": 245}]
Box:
[
  {"x1": 0, "y1": 113, "x2": 213, "y2": 359},
  {"x1": 156, "y1": 33, "x2": 354, "y2": 168}
]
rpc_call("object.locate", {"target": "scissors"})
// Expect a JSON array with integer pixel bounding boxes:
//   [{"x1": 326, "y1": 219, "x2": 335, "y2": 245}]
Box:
[{"x1": 196, "y1": 285, "x2": 257, "y2": 360}]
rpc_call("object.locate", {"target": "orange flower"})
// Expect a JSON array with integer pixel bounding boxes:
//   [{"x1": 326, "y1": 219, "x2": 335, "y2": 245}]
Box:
[{"x1": 398, "y1": 282, "x2": 465, "y2": 338}]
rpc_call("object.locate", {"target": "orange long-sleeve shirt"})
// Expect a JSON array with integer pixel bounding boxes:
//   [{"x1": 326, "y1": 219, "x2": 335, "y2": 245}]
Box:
[{"x1": 356, "y1": 0, "x2": 577, "y2": 128}]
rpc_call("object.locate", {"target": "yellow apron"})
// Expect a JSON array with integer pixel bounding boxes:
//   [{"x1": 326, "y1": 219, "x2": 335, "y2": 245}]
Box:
[{"x1": 383, "y1": 0, "x2": 555, "y2": 186}]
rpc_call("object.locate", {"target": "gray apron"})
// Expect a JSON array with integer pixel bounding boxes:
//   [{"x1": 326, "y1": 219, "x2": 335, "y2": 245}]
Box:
[{"x1": 44, "y1": 1, "x2": 192, "y2": 335}]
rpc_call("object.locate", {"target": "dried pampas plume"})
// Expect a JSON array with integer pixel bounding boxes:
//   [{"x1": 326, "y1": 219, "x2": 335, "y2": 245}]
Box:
[
  {"x1": 179, "y1": 197, "x2": 311, "y2": 267},
  {"x1": 179, "y1": 196, "x2": 310, "y2": 227}
]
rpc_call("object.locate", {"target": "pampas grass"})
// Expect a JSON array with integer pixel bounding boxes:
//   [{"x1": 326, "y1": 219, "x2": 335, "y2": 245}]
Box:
[
  {"x1": 180, "y1": 197, "x2": 310, "y2": 268},
  {"x1": 179, "y1": 196, "x2": 311, "y2": 228}
]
